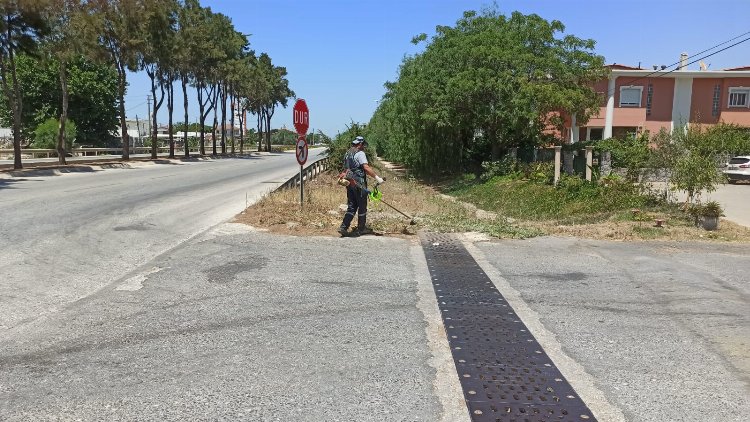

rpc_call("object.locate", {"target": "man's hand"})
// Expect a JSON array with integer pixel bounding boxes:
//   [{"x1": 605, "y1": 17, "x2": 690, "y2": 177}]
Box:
[{"x1": 375, "y1": 175, "x2": 385, "y2": 184}]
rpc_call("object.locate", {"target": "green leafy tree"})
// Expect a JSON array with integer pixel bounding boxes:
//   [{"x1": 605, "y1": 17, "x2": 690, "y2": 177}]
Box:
[
  {"x1": 368, "y1": 8, "x2": 606, "y2": 176},
  {"x1": 0, "y1": 1, "x2": 50, "y2": 169},
  {"x1": 87, "y1": 0, "x2": 146, "y2": 160},
  {"x1": 32, "y1": 116, "x2": 75, "y2": 150},
  {"x1": 0, "y1": 54, "x2": 119, "y2": 148},
  {"x1": 671, "y1": 152, "x2": 725, "y2": 204},
  {"x1": 645, "y1": 126, "x2": 726, "y2": 203},
  {"x1": 139, "y1": 0, "x2": 178, "y2": 158}
]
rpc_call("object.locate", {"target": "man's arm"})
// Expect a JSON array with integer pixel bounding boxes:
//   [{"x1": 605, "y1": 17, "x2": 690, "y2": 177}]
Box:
[{"x1": 362, "y1": 163, "x2": 384, "y2": 184}]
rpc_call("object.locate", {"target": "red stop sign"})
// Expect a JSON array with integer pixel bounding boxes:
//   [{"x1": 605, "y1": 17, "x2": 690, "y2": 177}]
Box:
[{"x1": 293, "y1": 99, "x2": 309, "y2": 135}]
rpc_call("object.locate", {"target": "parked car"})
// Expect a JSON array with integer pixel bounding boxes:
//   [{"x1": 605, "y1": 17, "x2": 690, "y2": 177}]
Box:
[{"x1": 723, "y1": 156, "x2": 750, "y2": 183}]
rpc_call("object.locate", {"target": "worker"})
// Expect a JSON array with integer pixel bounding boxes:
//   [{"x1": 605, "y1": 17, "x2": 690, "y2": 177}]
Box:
[{"x1": 338, "y1": 136, "x2": 384, "y2": 236}]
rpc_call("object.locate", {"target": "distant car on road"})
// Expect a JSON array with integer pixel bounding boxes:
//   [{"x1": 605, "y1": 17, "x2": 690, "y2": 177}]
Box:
[{"x1": 723, "y1": 156, "x2": 750, "y2": 184}]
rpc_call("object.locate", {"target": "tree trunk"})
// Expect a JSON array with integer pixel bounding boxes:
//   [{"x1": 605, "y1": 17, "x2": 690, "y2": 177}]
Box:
[
  {"x1": 57, "y1": 59, "x2": 68, "y2": 165},
  {"x1": 491, "y1": 142, "x2": 501, "y2": 161},
  {"x1": 118, "y1": 63, "x2": 129, "y2": 160},
  {"x1": 229, "y1": 86, "x2": 235, "y2": 154},
  {"x1": 212, "y1": 84, "x2": 219, "y2": 156},
  {"x1": 182, "y1": 75, "x2": 189, "y2": 158},
  {"x1": 149, "y1": 68, "x2": 165, "y2": 160},
  {"x1": 167, "y1": 79, "x2": 175, "y2": 159},
  {"x1": 256, "y1": 111, "x2": 263, "y2": 152},
  {"x1": 197, "y1": 82, "x2": 205, "y2": 156},
  {"x1": 0, "y1": 17, "x2": 24, "y2": 169},
  {"x1": 265, "y1": 105, "x2": 275, "y2": 153},
  {"x1": 149, "y1": 72, "x2": 158, "y2": 159},
  {"x1": 238, "y1": 105, "x2": 244, "y2": 154},
  {"x1": 220, "y1": 83, "x2": 227, "y2": 155}
]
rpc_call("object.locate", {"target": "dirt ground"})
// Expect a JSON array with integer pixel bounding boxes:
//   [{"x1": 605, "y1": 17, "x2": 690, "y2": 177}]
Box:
[{"x1": 235, "y1": 160, "x2": 750, "y2": 242}]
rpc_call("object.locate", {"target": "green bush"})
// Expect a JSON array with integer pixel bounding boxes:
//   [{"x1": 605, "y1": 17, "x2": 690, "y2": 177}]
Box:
[
  {"x1": 522, "y1": 161, "x2": 554, "y2": 184},
  {"x1": 480, "y1": 156, "x2": 519, "y2": 180},
  {"x1": 597, "y1": 134, "x2": 650, "y2": 181},
  {"x1": 32, "y1": 118, "x2": 76, "y2": 151}
]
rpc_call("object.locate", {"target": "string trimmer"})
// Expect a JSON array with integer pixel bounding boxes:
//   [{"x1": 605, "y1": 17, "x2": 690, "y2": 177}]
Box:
[
  {"x1": 337, "y1": 176, "x2": 416, "y2": 224},
  {"x1": 368, "y1": 183, "x2": 416, "y2": 225}
]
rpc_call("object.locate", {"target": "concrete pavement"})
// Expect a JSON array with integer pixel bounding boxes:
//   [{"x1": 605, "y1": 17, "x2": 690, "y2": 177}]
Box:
[{"x1": 700, "y1": 183, "x2": 750, "y2": 228}]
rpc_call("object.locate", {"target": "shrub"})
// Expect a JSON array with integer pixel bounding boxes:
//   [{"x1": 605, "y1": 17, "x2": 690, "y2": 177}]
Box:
[
  {"x1": 596, "y1": 134, "x2": 650, "y2": 181},
  {"x1": 32, "y1": 118, "x2": 76, "y2": 151},
  {"x1": 701, "y1": 201, "x2": 724, "y2": 218},
  {"x1": 480, "y1": 156, "x2": 519, "y2": 180}
]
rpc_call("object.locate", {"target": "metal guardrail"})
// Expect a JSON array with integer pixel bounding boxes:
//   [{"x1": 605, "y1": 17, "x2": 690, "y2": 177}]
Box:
[
  {"x1": 278, "y1": 156, "x2": 331, "y2": 190},
  {"x1": 0, "y1": 147, "x2": 175, "y2": 159}
]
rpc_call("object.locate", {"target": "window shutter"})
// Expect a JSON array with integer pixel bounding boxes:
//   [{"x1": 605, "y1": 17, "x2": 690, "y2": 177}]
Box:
[{"x1": 620, "y1": 88, "x2": 641, "y2": 106}]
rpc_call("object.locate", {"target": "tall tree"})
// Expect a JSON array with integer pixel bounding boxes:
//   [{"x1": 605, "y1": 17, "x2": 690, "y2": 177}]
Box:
[
  {"x1": 175, "y1": 0, "x2": 202, "y2": 158},
  {"x1": 369, "y1": 9, "x2": 606, "y2": 175},
  {"x1": 246, "y1": 53, "x2": 293, "y2": 153},
  {"x1": 0, "y1": 1, "x2": 49, "y2": 169},
  {"x1": 0, "y1": 54, "x2": 119, "y2": 148},
  {"x1": 42, "y1": 0, "x2": 90, "y2": 164},
  {"x1": 87, "y1": 0, "x2": 146, "y2": 160},
  {"x1": 140, "y1": 0, "x2": 177, "y2": 159}
]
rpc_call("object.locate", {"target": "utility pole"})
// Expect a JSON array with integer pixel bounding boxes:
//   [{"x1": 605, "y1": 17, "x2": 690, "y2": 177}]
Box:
[{"x1": 135, "y1": 114, "x2": 141, "y2": 148}]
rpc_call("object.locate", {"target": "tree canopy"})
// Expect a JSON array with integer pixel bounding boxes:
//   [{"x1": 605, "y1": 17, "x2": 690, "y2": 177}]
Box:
[
  {"x1": 0, "y1": 53, "x2": 119, "y2": 146},
  {"x1": 366, "y1": 9, "x2": 606, "y2": 176},
  {"x1": 0, "y1": 0, "x2": 295, "y2": 168}
]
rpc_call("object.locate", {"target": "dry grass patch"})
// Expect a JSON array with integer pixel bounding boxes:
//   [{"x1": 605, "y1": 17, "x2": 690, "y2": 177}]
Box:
[
  {"x1": 235, "y1": 162, "x2": 541, "y2": 239},
  {"x1": 236, "y1": 160, "x2": 750, "y2": 242},
  {"x1": 531, "y1": 219, "x2": 750, "y2": 241}
]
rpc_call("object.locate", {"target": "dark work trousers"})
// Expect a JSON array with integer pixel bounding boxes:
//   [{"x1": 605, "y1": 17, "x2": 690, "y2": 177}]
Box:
[{"x1": 341, "y1": 185, "x2": 368, "y2": 230}]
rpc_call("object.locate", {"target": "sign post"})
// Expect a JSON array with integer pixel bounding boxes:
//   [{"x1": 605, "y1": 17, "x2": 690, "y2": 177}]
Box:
[
  {"x1": 293, "y1": 99, "x2": 309, "y2": 208},
  {"x1": 295, "y1": 136, "x2": 308, "y2": 206}
]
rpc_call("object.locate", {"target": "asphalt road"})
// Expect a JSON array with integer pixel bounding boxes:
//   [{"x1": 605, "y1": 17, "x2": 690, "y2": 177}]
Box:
[{"x1": 0, "y1": 150, "x2": 324, "y2": 331}]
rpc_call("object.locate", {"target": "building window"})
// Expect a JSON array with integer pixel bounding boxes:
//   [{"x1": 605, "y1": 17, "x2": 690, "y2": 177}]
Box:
[
  {"x1": 712, "y1": 84, "x2": 721, "y2": 116},
  {"x1": 646, "y1": 84, "x2": 653, "y2": 116},
  {"x1": 588, "y1": 128, "x2": 604, "y2": 141},
  {"x1": 728, "y1": 87, "x2": 750, "y2": 107},
  {"x1": 619, "y1": 86, "x2": 643, "y2": 107}
]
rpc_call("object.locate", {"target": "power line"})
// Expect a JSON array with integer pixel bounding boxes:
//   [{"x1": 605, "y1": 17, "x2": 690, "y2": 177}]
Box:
[
  {"x1": 656, "y1": 35, "x2": 750, "y2": 78},
  {"x1": 125, "y1": 101, "x2": 147, "y2": 113},
  {"x1": 612, "y1": 30, "x2": 750, "y2": 92}
]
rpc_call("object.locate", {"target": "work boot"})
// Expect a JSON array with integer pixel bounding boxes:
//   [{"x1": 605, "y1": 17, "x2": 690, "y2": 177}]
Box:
[
  {"x1": 355, "y1": 226, "x2": 374, "y2": 236},
  {"x1": 337, "y1": 226, "x2": 349, "y2": 236}
]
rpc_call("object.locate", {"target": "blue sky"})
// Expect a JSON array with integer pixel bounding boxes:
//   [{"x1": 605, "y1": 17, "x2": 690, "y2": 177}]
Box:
[{"x1": 126, "y1": 0, "x2": 750, "y2": 138}]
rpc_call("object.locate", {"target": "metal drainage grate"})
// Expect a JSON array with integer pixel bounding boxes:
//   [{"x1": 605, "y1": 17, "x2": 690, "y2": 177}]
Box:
[{"x1": 420, "y1": 232, "x2": 597, "y2": 422}]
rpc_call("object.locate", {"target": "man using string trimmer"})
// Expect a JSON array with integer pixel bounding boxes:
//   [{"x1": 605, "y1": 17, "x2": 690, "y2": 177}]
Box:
[{"x1": 337, "y1": 136, "x2": 385, "y2": 237}]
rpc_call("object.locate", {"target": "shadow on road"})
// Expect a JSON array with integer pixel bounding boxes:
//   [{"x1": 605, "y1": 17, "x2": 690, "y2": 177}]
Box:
[
  {"x1": 6, "y1": 166, "x2": 100, "y2": 178},
  {"x1": 0, "y1": 178, "x2": 40, "y2": 190}
]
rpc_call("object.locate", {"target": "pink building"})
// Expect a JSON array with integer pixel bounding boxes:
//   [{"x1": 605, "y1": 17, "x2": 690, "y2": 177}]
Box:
[{"x1": 563, "y1": 54, "x2": 750, "y2": 142}]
